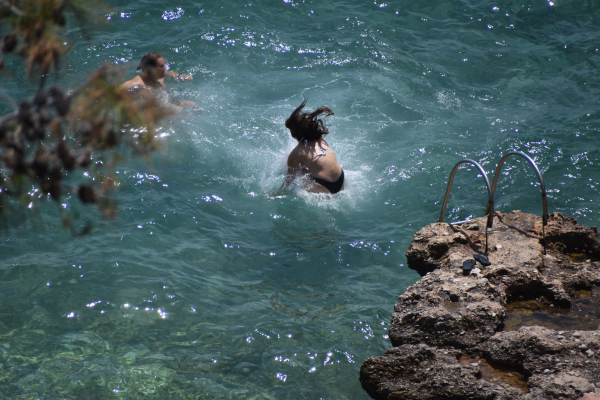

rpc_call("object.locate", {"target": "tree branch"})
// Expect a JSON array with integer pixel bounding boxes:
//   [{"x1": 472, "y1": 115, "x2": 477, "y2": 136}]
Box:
[
  {"x1": 0, "y1": 92, "x2": 18, "y2": 112},
  {"x1": 0, "y1": 111, "x2": 17, "y2": 127},
  {"x1": 0, "y1": 0, "x2": 23, "y2": 17}
]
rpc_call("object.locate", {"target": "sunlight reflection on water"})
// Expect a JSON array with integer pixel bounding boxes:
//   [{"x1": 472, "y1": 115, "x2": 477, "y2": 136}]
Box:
[{"x1": 1, "y1": 0, "x2": 600, "y2": 398}]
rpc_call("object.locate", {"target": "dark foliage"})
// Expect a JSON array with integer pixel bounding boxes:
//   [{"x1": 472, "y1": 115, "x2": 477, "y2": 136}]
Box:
[{"x1": 0, "y1": 0, "x2": 170, "y2": 232}]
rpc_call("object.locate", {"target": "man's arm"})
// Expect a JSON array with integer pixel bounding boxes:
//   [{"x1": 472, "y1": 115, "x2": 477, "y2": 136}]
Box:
[
  {"x1": 165, "y1": 70, "x2": 193, "y2": 81},
  {"x1": 164, "y1": 71, "x2": 195, "y2": 107}
]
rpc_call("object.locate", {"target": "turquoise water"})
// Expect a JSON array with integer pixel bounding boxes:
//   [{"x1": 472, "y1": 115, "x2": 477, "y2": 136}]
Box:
[{"x1": 1, "y1": 0, "x2": 599, "y2": 398}]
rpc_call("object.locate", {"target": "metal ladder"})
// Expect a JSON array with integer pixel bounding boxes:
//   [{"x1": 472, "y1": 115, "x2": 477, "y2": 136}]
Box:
[{"x1": 438, "y1": 151, "x2": 549, "y2": 255}]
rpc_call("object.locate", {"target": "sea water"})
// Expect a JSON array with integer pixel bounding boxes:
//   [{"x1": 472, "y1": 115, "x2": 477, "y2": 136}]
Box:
[{"x1": 1, "y1": 0, "x2": 599, "y2": 398}]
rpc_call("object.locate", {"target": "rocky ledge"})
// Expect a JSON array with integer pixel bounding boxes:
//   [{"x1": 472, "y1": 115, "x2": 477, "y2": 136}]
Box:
[{"x1": 360, "y1": 211, "x2": 600, "y2": 400}]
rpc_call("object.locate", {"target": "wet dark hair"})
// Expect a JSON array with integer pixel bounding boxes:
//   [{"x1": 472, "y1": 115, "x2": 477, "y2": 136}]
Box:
[
  {"x1": 285, "y1": 99, "x2": 334, "y2": 141},
  {"x1": 137, "y1": 52, "x2": 163, "y2": 70}
]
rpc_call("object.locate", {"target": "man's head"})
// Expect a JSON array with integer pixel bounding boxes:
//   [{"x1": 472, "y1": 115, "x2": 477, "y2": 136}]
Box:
[{"x1": 137, "y1": 52, "x2": 166, "y2": 80}]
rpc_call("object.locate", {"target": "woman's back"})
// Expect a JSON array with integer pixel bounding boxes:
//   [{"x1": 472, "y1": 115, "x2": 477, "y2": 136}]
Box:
[{"x1": 285, "y1": 101, "x2": 345, "y2": 194}]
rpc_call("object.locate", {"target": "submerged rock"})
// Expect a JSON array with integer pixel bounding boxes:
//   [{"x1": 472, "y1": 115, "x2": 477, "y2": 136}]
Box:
[{"x1": 361, "y1": 211, "x2": 600, "y2": 400}]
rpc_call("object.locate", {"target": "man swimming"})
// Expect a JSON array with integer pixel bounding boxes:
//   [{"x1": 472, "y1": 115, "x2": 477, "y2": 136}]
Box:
[{"x1": 121, "y1": 52, "x2": 197, "y2": 109}]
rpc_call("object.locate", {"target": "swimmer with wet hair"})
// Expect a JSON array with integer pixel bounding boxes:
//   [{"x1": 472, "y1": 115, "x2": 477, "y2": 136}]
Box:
[
  {"x1": 282, "y1": 99, "x2": 345, "y2": 194},
  {"x1": 121, "y1": 52, "x2": 197, "y2": 109}
]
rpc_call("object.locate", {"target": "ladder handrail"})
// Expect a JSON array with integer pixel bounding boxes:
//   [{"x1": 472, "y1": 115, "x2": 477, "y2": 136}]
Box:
[
  {"x1": 484, "y1": 151, "x2": 548, "y2": 226},
  {"x1": 438, "y1": 159, "x2": 493, "y2": 227},
  {"x1": 438, "y1": 152, "x2": 549, "y2": 257},
  {"x1": 438, "y1": 159, "x2": 493, "y2": 255}
]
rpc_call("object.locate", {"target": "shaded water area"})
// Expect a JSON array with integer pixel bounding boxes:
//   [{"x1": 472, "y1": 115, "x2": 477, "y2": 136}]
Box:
[
  {"x1": 1, "y1": 0, "x2": 600, "y2": 398},
  {"x1": 504, "y1": 289, "x2": 600, "y2": 332},
  {"x1": 459, "y1": 355, "x2": 528, "y2": 393},
  {"x1": 567, "y1": 253, "x2": 600, "y2": 263}
]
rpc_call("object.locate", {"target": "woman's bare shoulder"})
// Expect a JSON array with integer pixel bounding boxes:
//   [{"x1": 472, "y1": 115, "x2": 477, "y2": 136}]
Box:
[
  {"x1": 287, "y1": 145, "x2": 301, "y2": 164},
  {"x1": 290, "y1": 143, "x2": 312, "y2": 160}
]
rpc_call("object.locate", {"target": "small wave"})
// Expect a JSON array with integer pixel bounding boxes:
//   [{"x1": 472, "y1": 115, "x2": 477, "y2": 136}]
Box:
[{"x1": 436, "y1": 91, "x2": 462, "y2": 108}]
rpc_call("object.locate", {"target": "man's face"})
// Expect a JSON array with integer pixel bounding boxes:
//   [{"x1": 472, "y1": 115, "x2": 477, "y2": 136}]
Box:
[{"x1": 148, "y1": 57, "x2": 166, "y2": 80}]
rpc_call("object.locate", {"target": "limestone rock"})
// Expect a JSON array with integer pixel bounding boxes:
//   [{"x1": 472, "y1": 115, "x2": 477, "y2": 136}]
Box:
[{"x1": 361, "y1": 212, "x2": 600, "y2": 400}]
